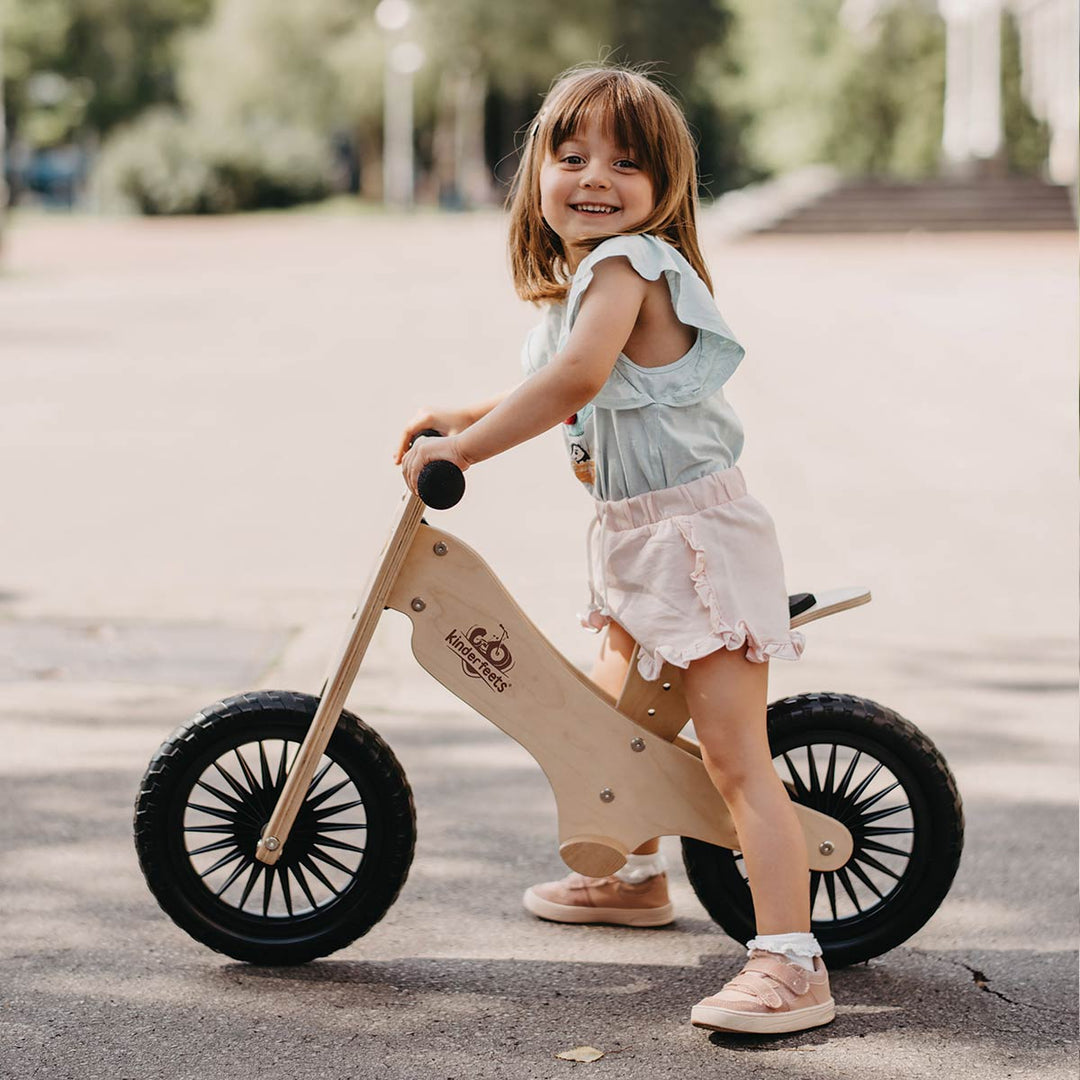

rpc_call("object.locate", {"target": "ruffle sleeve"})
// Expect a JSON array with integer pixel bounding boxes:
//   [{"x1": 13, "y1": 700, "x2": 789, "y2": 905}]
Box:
[
  {"x1": 520, "y1": 302, "x2": 565, "y2": 377},
  {"x1": 562, "y1": 234, "x2": 745, "y2": 410}
]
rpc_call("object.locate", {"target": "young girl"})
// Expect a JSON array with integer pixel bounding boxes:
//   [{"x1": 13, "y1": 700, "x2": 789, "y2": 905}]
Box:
[{"x1": 395, "y1": 65, "x2": 834, "y2": 1036}]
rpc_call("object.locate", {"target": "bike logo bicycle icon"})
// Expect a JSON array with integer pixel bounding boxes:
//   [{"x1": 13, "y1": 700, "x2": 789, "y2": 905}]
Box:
[{"x1": 444, "y1": 623, "x2": 515, "y2": 694}]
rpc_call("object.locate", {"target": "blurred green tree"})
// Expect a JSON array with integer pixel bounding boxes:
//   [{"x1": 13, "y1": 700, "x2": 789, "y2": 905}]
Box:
[
  {"x1": 1000, "y1": 7, "x2": 1050, "y2": 175},
  {"x1": 3, "y1": 0, "x2": 212, "y2": 148}
]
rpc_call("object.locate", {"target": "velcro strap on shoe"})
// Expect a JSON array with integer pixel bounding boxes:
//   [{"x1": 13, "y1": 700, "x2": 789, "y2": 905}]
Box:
[
  {"x1": 746, "y1": 953, "x2": 811, "y2": 996},
  {"x1": 726, "y1": 971, "x2": 784, "y2": 1010}
]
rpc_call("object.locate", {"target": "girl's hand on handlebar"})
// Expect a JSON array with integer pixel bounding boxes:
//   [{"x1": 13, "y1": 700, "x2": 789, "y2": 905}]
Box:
[
  {"x1": 393, "y1": 407, "x2": 474, "y2": 465},
  {"x1": 401, "y1": 434, "x2": 471, "y2": 496}
]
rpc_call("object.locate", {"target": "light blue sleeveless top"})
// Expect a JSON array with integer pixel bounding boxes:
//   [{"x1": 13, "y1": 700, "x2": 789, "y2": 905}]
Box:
[{"x1": 520, "y1": 233, "x2": 746, "y2": 502}]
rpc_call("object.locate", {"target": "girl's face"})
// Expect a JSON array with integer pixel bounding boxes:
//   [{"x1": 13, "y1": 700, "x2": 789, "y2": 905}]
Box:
[{"x1": 538, "y1": 117, "x2": 655, "y2": 267}]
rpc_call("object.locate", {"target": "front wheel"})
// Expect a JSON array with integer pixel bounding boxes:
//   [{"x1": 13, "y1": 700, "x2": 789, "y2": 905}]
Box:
[
  {"x1": 682, "y1": 693, "x2": 963, "y2": 967},
  {"x1": 134, "y1": 690, "x2": 416, "y2": 965}
]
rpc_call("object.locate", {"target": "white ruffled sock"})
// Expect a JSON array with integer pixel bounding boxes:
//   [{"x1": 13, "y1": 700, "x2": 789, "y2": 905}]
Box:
[
  {"x1": 614, "y1": 852, "x2": 666, "y2": 884},
  {"x1": 745, "y1": 931, "x2": 822, "y2": 972}
]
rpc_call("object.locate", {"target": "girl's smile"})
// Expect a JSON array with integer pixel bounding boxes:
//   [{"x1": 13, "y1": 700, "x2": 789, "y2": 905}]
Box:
[{"x1": 539, "y1": 118, "x2": 655, "y2": 268}]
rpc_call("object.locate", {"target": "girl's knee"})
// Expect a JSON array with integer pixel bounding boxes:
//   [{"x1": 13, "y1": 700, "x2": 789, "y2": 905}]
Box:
[{"x1": 700, "y1": 742, "x2": 758, "y2": 795}]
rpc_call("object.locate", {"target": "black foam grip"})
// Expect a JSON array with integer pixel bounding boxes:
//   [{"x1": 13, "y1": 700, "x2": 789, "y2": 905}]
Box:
[
  {"x1": 417, "y1": 459, "x2": 466, "y2": 509},
  {"x1": 409, "y1": 428, "x2": 465, "y2": 509}
]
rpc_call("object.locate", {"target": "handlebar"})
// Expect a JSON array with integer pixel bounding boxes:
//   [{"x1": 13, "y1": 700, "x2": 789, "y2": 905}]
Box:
[{"x1": 409, "y1": 428, "x2": 466, "y2": 510}]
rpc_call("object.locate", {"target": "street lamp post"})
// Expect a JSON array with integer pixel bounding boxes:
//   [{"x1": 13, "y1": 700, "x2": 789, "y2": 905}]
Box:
[{"x1": 375, "y1": 0, "x2": 424, "y2": 209}]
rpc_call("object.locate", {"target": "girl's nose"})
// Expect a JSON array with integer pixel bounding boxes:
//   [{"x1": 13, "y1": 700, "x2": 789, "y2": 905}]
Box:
[{"x1": 580, "y1": 168, "x2": 611, "y2": 190}]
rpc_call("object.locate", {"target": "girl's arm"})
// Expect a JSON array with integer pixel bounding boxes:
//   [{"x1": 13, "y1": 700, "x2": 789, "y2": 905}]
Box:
[
  {"x1": 392, "y1": 391, "x2": 513, "y2": 465},
  {"x1": 401, "y1": 259, "x2": 647, "y2": 492}
]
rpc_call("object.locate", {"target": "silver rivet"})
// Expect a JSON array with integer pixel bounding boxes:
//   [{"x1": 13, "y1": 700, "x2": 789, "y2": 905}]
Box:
[
  {"x1": 630, "y1": 738, "x2": 646, "y2": 752},
  {"x1": 262, "y1": 836, "x2": 280, "y2": 852},
  {"x1": 599, "y1": 788, "x2": 615, "y2": 803},
  {"x1": 433, "y1": 542, "x2": 448, "y2": 556},
  {"x1": 819, "y1": 840, "x2": 834, "y2": 856},
  {"x1": 411, "y1": 598, "x2": 426, "y2": 612}
]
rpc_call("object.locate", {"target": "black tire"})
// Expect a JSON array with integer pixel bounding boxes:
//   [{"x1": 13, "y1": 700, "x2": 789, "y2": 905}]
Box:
[
  {"x1": 134, "y1": 690, "x2": 415, "y2": 965},
  {"x1": 682, "y1": 693, "x2": 963, "y2": 967}
]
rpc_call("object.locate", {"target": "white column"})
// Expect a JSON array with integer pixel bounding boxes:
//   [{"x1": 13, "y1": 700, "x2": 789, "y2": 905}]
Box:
[
  {"x1": 1012, "y1": 0, "x2": 1079, "y2": 185},
  {"x1": 939, "y1": 0, "x2": 1005, "y2": 170}
]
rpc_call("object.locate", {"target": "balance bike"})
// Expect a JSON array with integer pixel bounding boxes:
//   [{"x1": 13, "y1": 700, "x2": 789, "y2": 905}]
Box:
[{"x1": 134, "y1": 448, "x2": 963, "y2": 967}]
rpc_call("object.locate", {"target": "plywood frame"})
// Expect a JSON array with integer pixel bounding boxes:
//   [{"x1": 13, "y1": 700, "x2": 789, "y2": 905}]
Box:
[{"x1": 384, "y1": 523, "x2": 852, "y2": 877}]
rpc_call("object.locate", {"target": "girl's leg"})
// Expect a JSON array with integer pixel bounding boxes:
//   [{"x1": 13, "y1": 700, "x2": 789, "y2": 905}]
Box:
[
  {"x1": 684, "y1": 646, "x2": 834, "y2": 1034},
  {"x1": 682, "y1": 646, "x2": 808, "y2": 932}
]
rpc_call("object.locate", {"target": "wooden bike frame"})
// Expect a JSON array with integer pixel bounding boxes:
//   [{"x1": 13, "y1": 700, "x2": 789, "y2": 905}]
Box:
[{"x1": 255, "y1": 491, "x2": 857, "y2": 876}]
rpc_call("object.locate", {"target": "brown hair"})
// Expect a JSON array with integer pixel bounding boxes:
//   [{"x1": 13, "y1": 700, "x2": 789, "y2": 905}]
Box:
[{"x1": 507, "y1": 65, "x2": 713, "y2": 303}]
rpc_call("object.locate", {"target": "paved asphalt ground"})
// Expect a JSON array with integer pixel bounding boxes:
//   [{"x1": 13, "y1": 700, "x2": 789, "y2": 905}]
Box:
[{"x1": 0, "y1": 210, "x2": 1076, "y2": 1079}]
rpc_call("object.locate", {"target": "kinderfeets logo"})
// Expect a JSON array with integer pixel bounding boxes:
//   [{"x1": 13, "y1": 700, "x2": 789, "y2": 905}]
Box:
[{"x1": 445, "y1": 623, "x2": 514, "y2": 693}]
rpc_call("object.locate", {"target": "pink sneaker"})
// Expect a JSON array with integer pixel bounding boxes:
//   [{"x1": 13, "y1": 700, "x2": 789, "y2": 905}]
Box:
[
  {"x1": 691, "y1": 950, "x2": 835, "y2": 1035},
  {"x1": 523, "y1": 871, "x2": 674, "y2": 927}
]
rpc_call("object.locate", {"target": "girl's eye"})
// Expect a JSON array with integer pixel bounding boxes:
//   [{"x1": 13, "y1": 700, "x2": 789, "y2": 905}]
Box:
[
  {"x1": 616, "y1": 159, "x2": 639, "y2": 170},
  {"x1": 561, "y1": 154, "x2": 585, "y2": 165}
]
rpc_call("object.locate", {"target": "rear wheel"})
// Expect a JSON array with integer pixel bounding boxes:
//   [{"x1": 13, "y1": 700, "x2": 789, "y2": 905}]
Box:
[
  {"x1": 682, "y1": 693, "x2": 963, "y2": 967},
  {"x1": 134, "y1": 690, "x2": 415, "y2": 964}
]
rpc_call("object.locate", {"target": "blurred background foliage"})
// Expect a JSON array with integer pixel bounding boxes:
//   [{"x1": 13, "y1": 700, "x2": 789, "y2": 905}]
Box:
[{"x1": 0, "y1": 0, "x2": 1052, "y2": 213}]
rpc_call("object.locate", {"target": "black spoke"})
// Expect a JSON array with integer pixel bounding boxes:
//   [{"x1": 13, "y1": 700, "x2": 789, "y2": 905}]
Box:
[
  {"x1": 275, "y1": 742, "x2": 291, "y2": 790},
  {"x1": 300, "y1": 855, "x2": 341, "y2": 896},
  {"x1": 214, "y1": 855, "x2": 252, "y2": 898},
  {"x1": 315, "y1": 822, "x2": 368, "y2": 833},
  {"x1": 822, "y1": 745, "x2": 838, "y2": 812},
  {"x1": 834, "y1": 749, "x2": 862, "y2": 801},
  {"x1": 311, "y1": 836, "x2": 365, "y2": 855},
  {"x1": 187, "y1": 801, "x2": 240, "y2": 823},
  {"x1": 292, "y1": 864, "x2": 319, "y2": 910},
  {"x1": 836, "y1": 867, "x2": 862, "y2": 913},
  {"x1": 258, "y1": 741, "x2": 274, "y2": 793},
  {"x1": 237, "y1": 862, "x2": 263, "y2": 909},
  {"x1": 861, "y1": 838, "x2": 911, "y2": 858},
  {"x1": 861, "y1": 803, "x2": 911, "y2": 826},
  {"x1": 862, "y1": 826, "x2": 914, "y2": 837},
  {"x1": 809, "y1": 870, "x2": 822, "y2": 911},
  {"x1": 856, "y1": 852, "x2": 903, "y2": 881},
  {"x1": 855, "y1": 779, "x2": 903, "y2": 814},
  {"x1": 781, "y1": 753, "x2": 810, "y2": 800},
  {"x1": 307, "y1": 778, "x2": 351, "y2": 811},
  {"x1": 262, "y1": 865, "x2": 275, "y2": 917},
  {"x1": 824, "y1": 871, "x2": 839, "y2": 920},
  {"x1": 846, "y1": 859, "x2": 886, "y2": 901},
  {"x1": 199, "y1": 847, "x2": 246, "y2": 878},
  {"x1": 848, "y1": 761, "x2": 885, "y2": 805},
  {"x1": 212, "y1": 759, "x2": 254, "y2": 801},
  {"x1": 309, "y1": 847, "x2": 354, "y2": 875},
  {"x1": 307, "y1": 757, "x2": 335, "y2": 795},
  {"x1": 233, "y1": 748, "x2": 260, "y2": 795},
  {"x1": 806, "y1": 746, "x2": 822, "y2": 798},
  {"x1": 313, "y1": 799, "x2": 365, "y2": 820},
  {"x1": 279, "y1": 866, "x2": 294, "y2": 917},
  {"x1": 195, "y1": 779, "x2": 250, "y2": 816},
  {"x1": 188, "y1": 837, "x2": 239, "y2": 857},
  {"x1": 184, "y1": 824, "x2": 235, "y2": 834}
]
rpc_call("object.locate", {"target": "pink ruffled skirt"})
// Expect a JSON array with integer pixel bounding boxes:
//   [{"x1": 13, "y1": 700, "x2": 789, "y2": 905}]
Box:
[{"x1": 579, "y1": 466, "x2": 805, "y2": 681}]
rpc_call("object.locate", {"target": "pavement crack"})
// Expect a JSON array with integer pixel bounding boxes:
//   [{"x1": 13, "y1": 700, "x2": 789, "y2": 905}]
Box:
[{"x1": 927, "y1": 952, "x2": 1073, "y2": 1014}]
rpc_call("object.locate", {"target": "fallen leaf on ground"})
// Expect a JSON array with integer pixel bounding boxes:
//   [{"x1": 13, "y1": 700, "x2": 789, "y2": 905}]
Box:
[{"x1": 555, "y1": 1046, "x2": 605, "y2": 1062}]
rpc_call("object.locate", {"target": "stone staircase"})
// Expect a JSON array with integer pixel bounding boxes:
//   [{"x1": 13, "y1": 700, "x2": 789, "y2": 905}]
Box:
[{"x1": 759, "y1": 176, "x2": 1077, "y2": 233}]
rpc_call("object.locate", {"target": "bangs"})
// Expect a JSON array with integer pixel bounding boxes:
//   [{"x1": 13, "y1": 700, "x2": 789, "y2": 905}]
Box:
[{"x1": 540, "y1": 71, "x2": 664, "y2": 179}]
